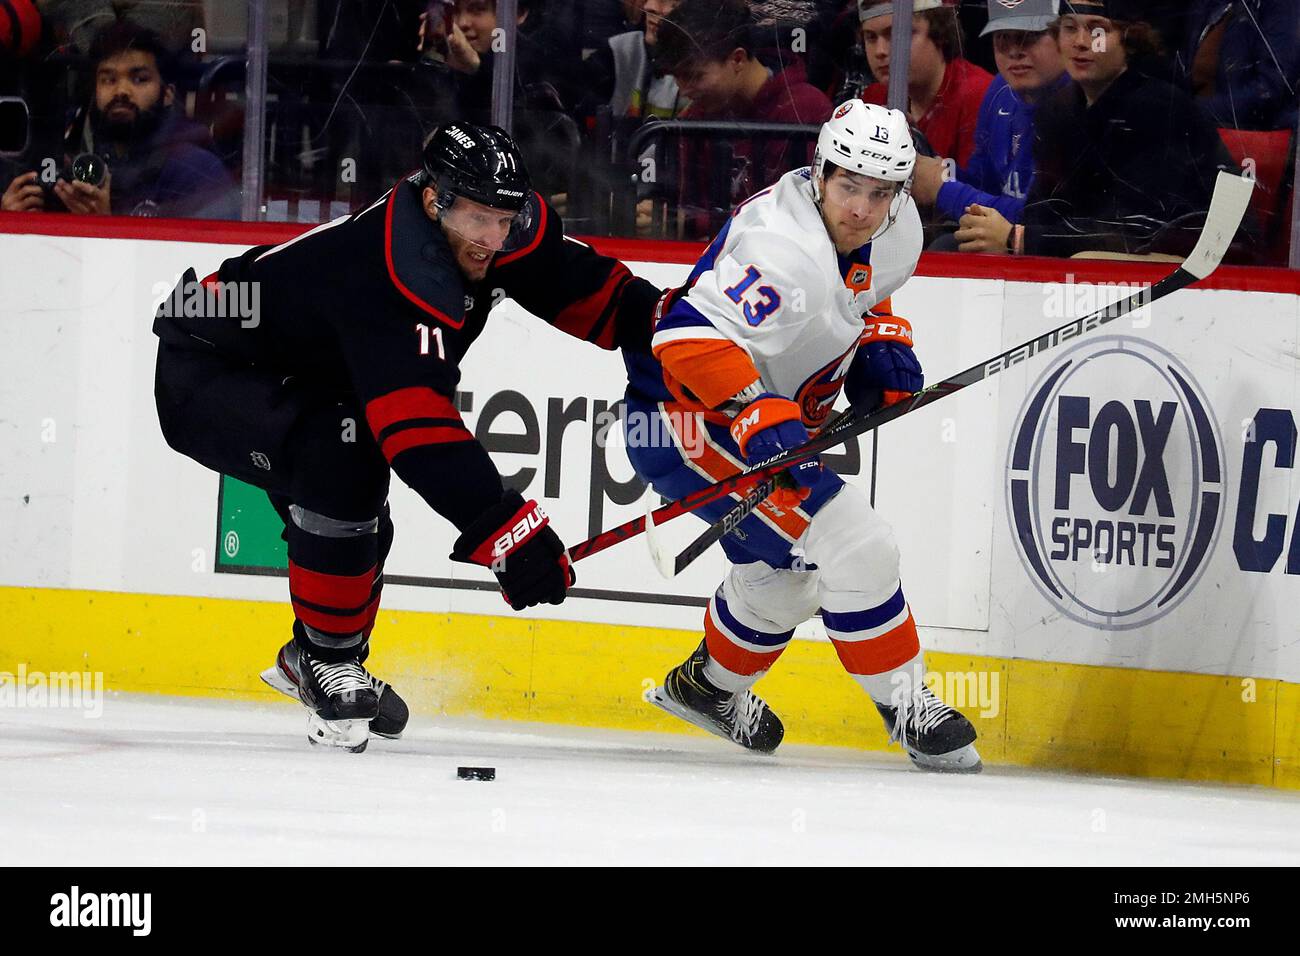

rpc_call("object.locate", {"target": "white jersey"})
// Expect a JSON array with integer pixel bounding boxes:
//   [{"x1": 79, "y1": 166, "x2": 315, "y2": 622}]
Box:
[{"x1": 653, "y1": 167, "x2": 923, "y2": 428}]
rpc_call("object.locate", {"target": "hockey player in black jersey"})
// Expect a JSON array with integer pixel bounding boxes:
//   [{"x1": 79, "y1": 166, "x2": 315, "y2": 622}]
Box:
[{"x1": 153, "y1": 123, "x2": 662, "y2": 751}]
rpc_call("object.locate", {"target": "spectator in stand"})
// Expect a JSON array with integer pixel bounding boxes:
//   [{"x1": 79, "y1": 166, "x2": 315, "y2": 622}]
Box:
[
  {"x1": 578, "y1": 0, "x2": 645, "y2": 54},
  {"x1": 37, "y1": 0, "x2": 202, "y2": 56},
  {"x1": 1, "y1": 20, "x2": 235, "y2": 217},
  {"x1": 911, "y1": 0, "x2": 1067, "y2": 247},
  {"x1": 655, "y1": 0, "x2": 832, "y2": 238},
  {"x1": 858, "y1": 0, "x2": 992, "y2": 169},
  {"x1": 439, "y1": 0, "x2": 585, "y2": 118},
  {"x1": 954, "y1": 0, "x2": 1238, "y2": 258},
  {"x1": 1176, "y1": 0, "x2": 1300, "y2": 132},
  {"x1": 583, "y1": 0, "x2": 685, "y2": 124}
]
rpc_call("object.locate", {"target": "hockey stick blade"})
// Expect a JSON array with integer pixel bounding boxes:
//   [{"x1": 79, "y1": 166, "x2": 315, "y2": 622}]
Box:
[
  {"x1": 642, "y1": 487, "x2": 676, "y2": 579},
  {"x1": 655, "y1": 171, "x2": 1253, "y2": 577}
]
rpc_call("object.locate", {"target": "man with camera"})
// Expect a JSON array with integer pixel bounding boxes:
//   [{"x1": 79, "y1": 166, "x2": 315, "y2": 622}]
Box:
[{"x1": 1, "y1": 20, "x2": 234, "y2": 218}]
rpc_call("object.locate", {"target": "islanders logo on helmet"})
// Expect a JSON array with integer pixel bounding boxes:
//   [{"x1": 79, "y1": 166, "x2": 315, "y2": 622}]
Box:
[{"x1": 1006, "y1": 336, "x2": 1224, "y2": 630}]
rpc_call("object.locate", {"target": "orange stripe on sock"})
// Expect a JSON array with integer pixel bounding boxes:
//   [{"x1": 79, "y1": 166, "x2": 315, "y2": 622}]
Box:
[
  {"x1": 829, "y1": 611, "x2": 920, "y2": 675},
  {"x1": 704, "y1": 613, "x2": 785, "y2": 677}
]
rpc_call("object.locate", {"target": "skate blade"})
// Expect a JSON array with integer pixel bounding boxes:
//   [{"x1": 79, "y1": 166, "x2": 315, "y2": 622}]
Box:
[
  {"x1": 905, "y1": 742, "x2": 983, "y2": 774},
  {"x1": 259, "y1": 664, "x2": 297, "y2": 700},
  {"x1": 305, "y1": 713, "x2": 370, "y2": 753},
  {"x1": 265, "y1": 665, "x2": 400, "y2": 741},
  {"x1": 645, "y1": 685, "x2": 772, "y2": 754}
]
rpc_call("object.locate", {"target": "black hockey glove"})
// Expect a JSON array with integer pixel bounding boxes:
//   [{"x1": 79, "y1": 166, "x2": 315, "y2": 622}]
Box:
[{"x1": 450, "y1": 491, "x2": 575, "y2": 610}]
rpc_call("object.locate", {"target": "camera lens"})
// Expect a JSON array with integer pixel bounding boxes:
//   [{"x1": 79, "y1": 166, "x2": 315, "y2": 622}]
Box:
[{"x1": 71, "y1": 152, "x2": 108, "y2": 187}]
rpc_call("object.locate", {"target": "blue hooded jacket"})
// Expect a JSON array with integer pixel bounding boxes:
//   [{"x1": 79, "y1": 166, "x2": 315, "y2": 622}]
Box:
[{"x1": 935, "y1": 73, "x2": 1067, "y2": 224}]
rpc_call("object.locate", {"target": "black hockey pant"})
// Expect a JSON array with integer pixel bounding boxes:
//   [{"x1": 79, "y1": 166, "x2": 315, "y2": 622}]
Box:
[{"x1": 154, "y1": 341, "x2": 394, "y2": 662}]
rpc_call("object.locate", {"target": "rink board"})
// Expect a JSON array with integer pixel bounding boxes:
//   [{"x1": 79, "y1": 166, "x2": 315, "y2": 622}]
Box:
[{"x1": 2, "y1": 220, "x2": 1299, "y2": 789}]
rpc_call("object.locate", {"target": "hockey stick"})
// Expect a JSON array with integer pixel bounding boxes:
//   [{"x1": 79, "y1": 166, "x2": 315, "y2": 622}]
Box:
[
  {"x1": 565, "y1": 409, "x2": 860, "y2": 564},
  {"x1": 645, "y1": 170, "x2": 1255, "y2": 578}
]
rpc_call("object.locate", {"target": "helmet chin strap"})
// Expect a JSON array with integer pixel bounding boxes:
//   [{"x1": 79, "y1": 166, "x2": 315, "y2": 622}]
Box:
[{"x1": 867, "y1": 180, "x2": 912, "y2": 243}]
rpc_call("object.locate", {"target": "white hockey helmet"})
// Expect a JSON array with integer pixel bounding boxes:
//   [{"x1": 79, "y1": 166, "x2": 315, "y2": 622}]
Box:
[{"x1": 813, "y1": 99, "x2": 916, "y2": 198}]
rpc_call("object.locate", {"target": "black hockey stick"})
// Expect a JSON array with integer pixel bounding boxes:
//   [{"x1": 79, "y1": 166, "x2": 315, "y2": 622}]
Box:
[{"x1": 645, "y1": 170, "x2": 1254, "y2": 578}]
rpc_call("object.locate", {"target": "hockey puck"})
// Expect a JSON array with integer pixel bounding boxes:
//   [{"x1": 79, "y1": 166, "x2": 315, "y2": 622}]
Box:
[{"x1": 457, "y1": 766, "x2": 495, "y2": 781}]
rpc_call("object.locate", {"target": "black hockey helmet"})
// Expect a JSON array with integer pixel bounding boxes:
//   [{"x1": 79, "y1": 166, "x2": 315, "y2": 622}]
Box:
[{"x1": 421, "y1": 122, "x2": 533, "y2": 214}]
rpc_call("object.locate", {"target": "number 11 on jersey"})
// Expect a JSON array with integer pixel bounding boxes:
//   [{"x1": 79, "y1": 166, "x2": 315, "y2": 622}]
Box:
[
  {"x1": 416, "y1": 323, "x2": 446, "y2": 358},
  {"x1": 724, "y1": 265, "x2": 781, "y2": 327}
]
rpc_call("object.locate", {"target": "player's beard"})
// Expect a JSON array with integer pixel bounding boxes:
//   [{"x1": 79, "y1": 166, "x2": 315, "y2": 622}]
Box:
[
  {"x1": 90, "y1": 96, "x2": 166, "y2": 149},
  {"x1": 454, "y1": 239, "x2": 495, "y2": 280}
]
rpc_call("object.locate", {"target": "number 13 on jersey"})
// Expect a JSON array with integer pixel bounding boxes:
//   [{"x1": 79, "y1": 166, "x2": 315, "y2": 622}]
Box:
[{"x1": 724, "y1": 265, "x2": 781, "y2": 327}]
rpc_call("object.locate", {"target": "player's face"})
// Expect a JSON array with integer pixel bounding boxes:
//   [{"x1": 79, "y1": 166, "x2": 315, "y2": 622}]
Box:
[
  {"x1": 819, "y1": 168, "x2": 896, "y2": 252},
  {"x1": 429, "y1": 191, "x2": 518, "y2": 281},
  {"x1": 993, "y1": 30, "x2": 1063, "y2": 94}
]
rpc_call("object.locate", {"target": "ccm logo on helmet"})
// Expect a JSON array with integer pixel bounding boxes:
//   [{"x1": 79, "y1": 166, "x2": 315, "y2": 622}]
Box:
[{"x1": 492, "y1": 504, "x2": 548, "y2": 558}]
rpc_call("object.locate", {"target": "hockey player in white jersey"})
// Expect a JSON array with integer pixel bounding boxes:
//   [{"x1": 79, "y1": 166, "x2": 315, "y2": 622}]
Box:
[{"x1": 622, "y1": 99, "x2": 980, "y2": 772}]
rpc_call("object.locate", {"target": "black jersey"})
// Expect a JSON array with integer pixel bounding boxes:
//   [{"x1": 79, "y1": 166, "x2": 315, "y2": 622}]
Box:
[{"x1": 153, "y1": 176, "x2": 662, "y2": 530}]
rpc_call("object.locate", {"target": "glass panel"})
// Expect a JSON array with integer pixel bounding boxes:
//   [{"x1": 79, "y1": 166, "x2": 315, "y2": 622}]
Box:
[
  {"x1": 862, "y1": 0, "x2": 1299, "y2": 267},
  {"x1": 0, "y1": 1, "x2": 244, "y2": 220}
]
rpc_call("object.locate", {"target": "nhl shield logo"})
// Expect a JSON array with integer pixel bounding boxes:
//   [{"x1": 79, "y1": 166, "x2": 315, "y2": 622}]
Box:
[
  {"x1": 845, "y1": 263, "x2": 873, "y2": 295},
  {"x1": 250, "y1": 451, "x2": 272, "y2": 471}
]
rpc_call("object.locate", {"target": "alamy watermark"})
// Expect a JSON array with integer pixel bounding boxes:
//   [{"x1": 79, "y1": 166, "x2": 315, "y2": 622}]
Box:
[
  {"x1": 0, "y1": 664, "x2": 103, "y2": 718},
  {"x1": 153, "y1": 273, "x2": 261, "y2": 329},
  {"x1": 891, "y1": 668, "x2": 1000, "y2": 718},
  {"x1": 1042, "y1": 273, "x2": 1154, "y2": 329}
]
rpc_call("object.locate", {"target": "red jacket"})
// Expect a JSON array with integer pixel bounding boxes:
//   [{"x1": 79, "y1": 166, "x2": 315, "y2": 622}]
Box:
[
  {"x1": 862, "y1": 57, "x2": 993, "y2": 170},
  {"x1": 677, "y1": 65, "x2": 832, "y2": 239}
]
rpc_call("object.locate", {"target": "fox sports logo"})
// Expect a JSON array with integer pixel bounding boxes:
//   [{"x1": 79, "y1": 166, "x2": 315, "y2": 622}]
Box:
[{"x1": 1006, "y1": 337, "x2": 1224, "y2": 630}]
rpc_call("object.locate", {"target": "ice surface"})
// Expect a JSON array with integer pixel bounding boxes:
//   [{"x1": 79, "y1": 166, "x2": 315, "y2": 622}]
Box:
[{"x1": 2, "y1": 694, "x2": 1298, "y2": 866}]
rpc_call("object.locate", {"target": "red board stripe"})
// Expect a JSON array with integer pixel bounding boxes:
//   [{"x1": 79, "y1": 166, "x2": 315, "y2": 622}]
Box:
[{"x1": 2, "y1": 214, "x2": 1295, "y2": 294}]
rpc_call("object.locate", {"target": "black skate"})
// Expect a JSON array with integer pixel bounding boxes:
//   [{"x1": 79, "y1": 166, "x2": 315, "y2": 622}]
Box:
[
  {"x1": 875, "y1": 683, "x2": 982, "y2": 773},
  {"x1": 646, "y1": 641, "x2": 784, "y2": 753},
  {"x1": 260, "y1": 640, "x2": 408, "y2": 751}
]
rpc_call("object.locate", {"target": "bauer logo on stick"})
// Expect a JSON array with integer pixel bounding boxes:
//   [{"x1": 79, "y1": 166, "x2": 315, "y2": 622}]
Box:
[{"x1": 1006, "y1": 336, "x2": 1224, "y2": 630}]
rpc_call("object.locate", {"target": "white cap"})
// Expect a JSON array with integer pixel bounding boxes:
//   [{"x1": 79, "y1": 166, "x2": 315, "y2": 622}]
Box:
[{"x1": 858, "y1": 0, "x2": 945, "y2": 23}]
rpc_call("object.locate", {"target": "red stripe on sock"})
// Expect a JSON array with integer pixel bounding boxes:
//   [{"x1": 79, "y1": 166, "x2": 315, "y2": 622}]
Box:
[
  {"x1": 292, "y1": 596, "x2": 381, "y2": 635},
  {"x1": 289, "y1": 561, "x2": 376, "y2": 609}
]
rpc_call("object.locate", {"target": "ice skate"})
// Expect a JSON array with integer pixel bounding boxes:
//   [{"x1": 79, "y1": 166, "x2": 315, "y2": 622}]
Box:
[
  {"x1": 875, "y1": 683, "x2": 982, "y2": 773},
  {"x1": 646, "y1": 640, "x2": 784, "y2": 753},
  {"x1": 260, "y1": 640, "x2": 407, "y2": 751}
]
